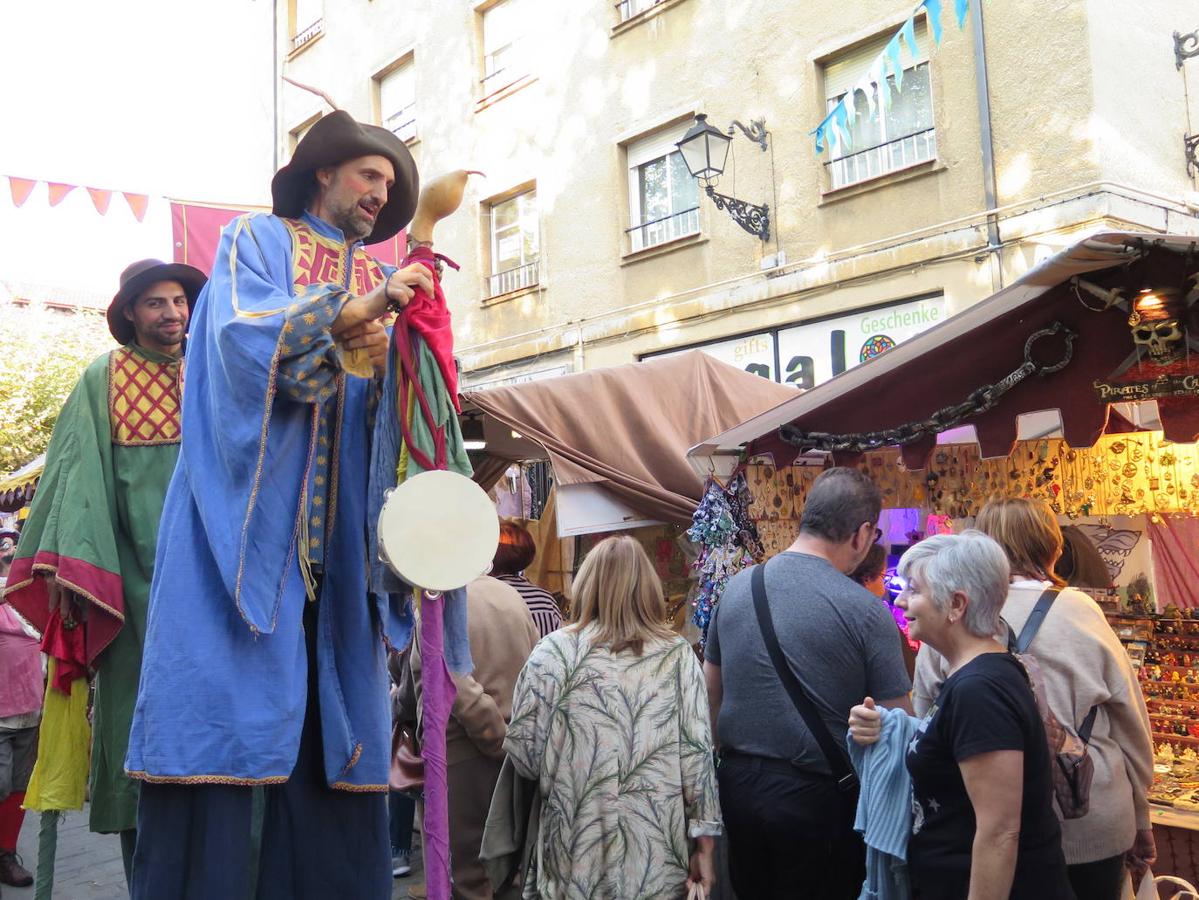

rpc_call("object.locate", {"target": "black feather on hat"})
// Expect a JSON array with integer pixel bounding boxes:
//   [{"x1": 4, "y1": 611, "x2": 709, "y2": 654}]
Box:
[
  {"x1": 270, "y1": 111, "x2": 420, "y2": 244},
  {"x1": 108, "y1": 259, "x2": 207, "y2": 345}
]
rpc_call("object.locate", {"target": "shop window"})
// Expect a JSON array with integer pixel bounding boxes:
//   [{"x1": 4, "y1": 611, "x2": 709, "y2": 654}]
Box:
[
  {"x1": 288, "y1": 0, "x2": 323, "y2": 54},
  {"x1": 625, "y1": 124, "x2": 700, "y2": 253},
  {"x1": 487, "y1": 188, "x2": 539, "y2": 297},
  {"x1": 822, "y1": 20, "x2": 936, "y2": 191},
  {"x1": 481, "y1": 0, "x2": 526, "y2": 93},
  {"x1": 377, "y1": 58, "x2": 417, "y2": 143}
]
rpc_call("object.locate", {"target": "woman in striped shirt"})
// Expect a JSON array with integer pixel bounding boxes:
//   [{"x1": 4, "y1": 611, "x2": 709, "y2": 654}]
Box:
[{"x1": 492, "y1": 521, "x2": 563, "y2": 639}]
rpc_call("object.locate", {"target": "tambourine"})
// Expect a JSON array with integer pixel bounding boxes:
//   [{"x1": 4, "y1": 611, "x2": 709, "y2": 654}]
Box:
[{"x1": 377, "y1": 469, "x2": 499, "y2": 592}]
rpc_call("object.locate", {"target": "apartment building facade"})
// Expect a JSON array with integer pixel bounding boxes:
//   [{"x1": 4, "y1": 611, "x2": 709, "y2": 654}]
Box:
[{"x1": 276, "y1": 0, "x2": 1199, "y2": 390}]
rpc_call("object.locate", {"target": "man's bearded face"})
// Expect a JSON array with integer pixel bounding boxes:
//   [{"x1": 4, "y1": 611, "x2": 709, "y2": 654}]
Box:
[
  {"x1": 0, "y1": 536, "x2": 15, "y2": 565},
  {"x1": 315, "y1": 155, "x2": 396, "y2": 243},
  {"x1": 125, "y1": 280, "x2": 190, "y2": 353}
]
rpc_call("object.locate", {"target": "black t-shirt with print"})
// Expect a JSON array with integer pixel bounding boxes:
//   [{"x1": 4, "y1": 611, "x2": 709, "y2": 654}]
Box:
[{"x1": 905, "y1": 652, "x2": 1073, "y2": 900}]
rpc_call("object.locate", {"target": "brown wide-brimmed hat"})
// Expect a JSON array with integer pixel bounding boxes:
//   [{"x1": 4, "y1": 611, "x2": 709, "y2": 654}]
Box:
[
  {"x1": 270, "y1": 110, "x2": 419, "y2": 244},
  {"x1": 107, "y1": 259, "x2": 207, "y2": 345}
]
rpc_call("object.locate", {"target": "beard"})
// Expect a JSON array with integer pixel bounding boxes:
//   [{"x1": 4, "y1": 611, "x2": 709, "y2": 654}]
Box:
[
  {"x1": 0, "y1": 552, "x2": 14, "y2": 566},
  {"x1": 327, "y1": 194, "x2": 374, "y2": 243}
]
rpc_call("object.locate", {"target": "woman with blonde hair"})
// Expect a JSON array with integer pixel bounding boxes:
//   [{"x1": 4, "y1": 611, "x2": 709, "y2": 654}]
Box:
[
  {"x1": 913, "y1": 497, "x2": 1156, "y2": 900},
  {"x1": 504, "y1": 535, "x2": 722, "y2": 898}
]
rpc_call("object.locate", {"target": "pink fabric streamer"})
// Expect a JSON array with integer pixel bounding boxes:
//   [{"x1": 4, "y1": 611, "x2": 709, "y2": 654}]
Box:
[
  {"x1": 420, "y1": 590, "x2": 457, "y2": 900},
  {"x1": 1147, "y1": 518, "x2": 1199, "y2": 610}
]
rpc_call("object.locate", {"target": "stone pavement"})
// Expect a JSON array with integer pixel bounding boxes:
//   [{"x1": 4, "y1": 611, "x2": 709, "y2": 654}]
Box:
[{"x1": 8, "y1": 803, "x2": 425, "y2": 899}]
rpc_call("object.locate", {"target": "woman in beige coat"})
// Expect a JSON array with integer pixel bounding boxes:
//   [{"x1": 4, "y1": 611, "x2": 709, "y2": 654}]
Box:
[{"x1": 912, "y1": 498, "x2": 1155, "y2": 900}]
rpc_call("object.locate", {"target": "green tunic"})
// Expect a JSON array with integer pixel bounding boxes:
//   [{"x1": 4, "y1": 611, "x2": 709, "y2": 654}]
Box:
[{"x1": 4, "y1": 342, "x2": 181, "y2": 833}]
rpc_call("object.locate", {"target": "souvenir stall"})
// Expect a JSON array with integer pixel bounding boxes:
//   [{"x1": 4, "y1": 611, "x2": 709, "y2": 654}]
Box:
[
  {"x1": 460, "y1": 350, "x2": 795, "y2": 633},
  {"x1": 688, "y1": 231, "x2": 1199, "y2": 883},
  {"x1": 0, "y1": 453, "x2": 44, "y2": 516}
]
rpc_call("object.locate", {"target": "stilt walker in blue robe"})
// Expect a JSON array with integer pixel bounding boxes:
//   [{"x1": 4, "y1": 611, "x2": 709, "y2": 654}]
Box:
[{"x1": 125, "y1": 111, "x2": 449, "y2": 900}]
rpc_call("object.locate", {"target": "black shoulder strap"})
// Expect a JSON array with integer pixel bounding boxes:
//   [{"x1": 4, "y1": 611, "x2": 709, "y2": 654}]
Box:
[
  {"x1": 1078, "y1": 705, "x2": 1099, "y2": 745},
  {"x1": 1011, "y1": 586, "x2": 1100, "y2": 742},
  {"x1": 750, "y1": 564, "x2": 856, "y2": 790},
  {"x1": 1015, "y1": 587, "x2": 1062, "y2": 655}
]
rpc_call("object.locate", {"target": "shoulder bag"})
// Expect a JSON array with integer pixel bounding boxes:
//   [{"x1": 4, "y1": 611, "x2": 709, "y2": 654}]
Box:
[{"x1": 1005, "y1": 587, "x2": 1098, "y2": 819}]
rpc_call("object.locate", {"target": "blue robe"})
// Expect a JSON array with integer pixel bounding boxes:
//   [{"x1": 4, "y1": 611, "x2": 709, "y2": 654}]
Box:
[{"x1": 126, "y1": 212, "x2": 414, "y2": 790}]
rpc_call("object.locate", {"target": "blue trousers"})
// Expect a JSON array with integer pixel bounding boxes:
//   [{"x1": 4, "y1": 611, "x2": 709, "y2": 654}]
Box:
[
  {"x1": 389, "y1": 790, "x2": 415, "y2": 854},
  {"x1": 130, "y1": 603, "x2": 391, "y2": 900}
]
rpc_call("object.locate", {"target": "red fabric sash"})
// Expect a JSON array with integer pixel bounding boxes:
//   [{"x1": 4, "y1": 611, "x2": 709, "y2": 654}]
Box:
[
  {"x1": 393, "y1": 247, "x2": 460, "y2": 472},
  {"x1": 400, "y1": 247, "x2": 460, "y2": 411},
  {"x1": 41, "y1": 610, "x2": 88, "y2": 694}
]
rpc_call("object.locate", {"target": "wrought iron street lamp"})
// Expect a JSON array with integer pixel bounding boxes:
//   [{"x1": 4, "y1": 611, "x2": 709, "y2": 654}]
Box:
[{"x1": 676, "y1": 114, "x2": 771, "y2": 242}]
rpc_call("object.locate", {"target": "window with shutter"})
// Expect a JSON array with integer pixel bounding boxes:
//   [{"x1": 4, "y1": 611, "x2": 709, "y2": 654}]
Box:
[
  {"x1": 482, "y1": 0, "x2": 526, "y2": 90},
  {"x1": 822, "y1": 20, "x2": 936, "y2": 190},
  {"x1": 379, "y1": 61, "x2": 416, "y2": 143},
  {"x1": 624, "y1": 124, "x2": 700, "y2": 253},
  {"x1": 289, "y1": 0, "x2": 323, "y2": 53},
  {"x1": 487, "y1": 189, "x2": 539, "y2": 297}
]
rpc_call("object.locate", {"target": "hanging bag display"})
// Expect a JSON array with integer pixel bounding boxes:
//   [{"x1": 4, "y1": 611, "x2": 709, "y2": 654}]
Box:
[{"x1": 1005, "y1": 587, "x2": 1098, "y2": 819}]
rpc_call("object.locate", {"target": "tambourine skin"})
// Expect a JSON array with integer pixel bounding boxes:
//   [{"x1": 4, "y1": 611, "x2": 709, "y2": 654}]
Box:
[{"x1": 377, "y1": 470, "x2": 500, "y2": 592}]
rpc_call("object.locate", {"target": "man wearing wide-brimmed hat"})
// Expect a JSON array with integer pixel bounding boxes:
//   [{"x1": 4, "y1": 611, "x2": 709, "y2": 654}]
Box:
[
  {"x1": 3, "y1": 258, "x2": 205, "y2": 889},
  {"x1": 125, "y1": 111, "x2": 439, "y2": 899}
]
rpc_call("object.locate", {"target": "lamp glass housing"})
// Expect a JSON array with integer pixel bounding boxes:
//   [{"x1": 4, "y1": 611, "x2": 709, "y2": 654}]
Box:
[{"x1": 676, "y1": 114, "x2": 731, "y2": 181}]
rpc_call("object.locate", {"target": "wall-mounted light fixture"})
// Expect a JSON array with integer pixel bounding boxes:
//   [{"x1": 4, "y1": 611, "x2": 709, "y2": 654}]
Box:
[
  {"x1": 1186, "y1": 133, "x2": 1199, "y2": 179},
  {"x1": 676, "y1": 114, "x2": 771, "y2": 242}
]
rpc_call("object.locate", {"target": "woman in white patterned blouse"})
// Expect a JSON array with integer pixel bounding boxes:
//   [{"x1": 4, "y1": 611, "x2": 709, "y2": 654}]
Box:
[{"x1": 505, "y1": 535, "x2": 722, "y2": 899}]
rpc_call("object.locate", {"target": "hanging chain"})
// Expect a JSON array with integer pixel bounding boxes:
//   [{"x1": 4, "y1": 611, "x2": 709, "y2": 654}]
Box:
[{"x1": 778, "y1": 321, "x2": 1078, "y2": 454}]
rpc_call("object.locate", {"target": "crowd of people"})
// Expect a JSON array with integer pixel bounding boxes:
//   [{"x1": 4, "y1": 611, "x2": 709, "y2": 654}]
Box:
[{"x1": 0, "y1": 106, "x2": 1159, "y2": 900}]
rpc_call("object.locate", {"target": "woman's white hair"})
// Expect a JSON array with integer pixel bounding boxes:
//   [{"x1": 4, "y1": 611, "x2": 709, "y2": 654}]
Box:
[{"x1": 896, "y1": 531, "x2": 1010, "y2": 638}]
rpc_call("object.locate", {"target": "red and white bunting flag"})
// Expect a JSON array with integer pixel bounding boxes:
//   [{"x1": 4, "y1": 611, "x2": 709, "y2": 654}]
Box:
[
  {"x1": 86, "y1": 187, "x2": 113, "y2": 215},
  {"x1": 123, "y1": 192, "x2": 149, "y2": 222},
  {"x1": 46, "y1": 182, "x2": 76, "y2": 206},
  {"x1": 8, "y1": 177, "x2": 36, "y2": 207}
]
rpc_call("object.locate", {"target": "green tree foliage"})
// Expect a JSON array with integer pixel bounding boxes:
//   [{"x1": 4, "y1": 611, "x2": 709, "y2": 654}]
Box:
[{"x1": 0, "y1": 304, "x2": 114, "y2": 474}]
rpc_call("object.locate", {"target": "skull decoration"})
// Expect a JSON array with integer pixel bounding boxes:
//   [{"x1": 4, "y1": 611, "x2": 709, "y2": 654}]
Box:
[{"x1": 1132, "y1": 318, "x2": 1185, "y2": 365}]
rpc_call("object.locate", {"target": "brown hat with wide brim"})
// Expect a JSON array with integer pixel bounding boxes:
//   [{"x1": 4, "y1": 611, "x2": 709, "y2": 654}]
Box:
[
  {"x1": 108, "y1": 259, "x2": 207, "y2": 345},
  {"x1": 270, "y1": 110, "x2": 419, "y2": 245}
]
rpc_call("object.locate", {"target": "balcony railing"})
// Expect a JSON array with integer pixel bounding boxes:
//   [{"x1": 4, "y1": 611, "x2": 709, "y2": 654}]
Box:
[
  {"x1": 481, "y1": 41, "x2": 524, "y2": 89},
  {"x1": 488, "y1": 260, "x2": 539, "y2": 297},
  {"x1": 825, "y1": 127, "x2": 936, "y2": 190},
  {"x1": 291, "y1": 18, "x2": 324, "y2": 53},
  {"x1": 615, "y1": 0, "x2": 664, "y2": 23},
  {"x1": 385, "y1": 104, "x2": 417, "y2": 143},
  {"x1": 626, "y1": 206, "x2": 699, "y2": 253}
]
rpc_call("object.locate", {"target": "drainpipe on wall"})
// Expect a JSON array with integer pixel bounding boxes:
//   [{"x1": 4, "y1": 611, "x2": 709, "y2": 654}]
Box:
[
  {"x1": 272, "y1": 0, "x2": 280, "y2": 172},
  {"x1": 971, "y1": 0, "x2": 1003, "y2": 292}
]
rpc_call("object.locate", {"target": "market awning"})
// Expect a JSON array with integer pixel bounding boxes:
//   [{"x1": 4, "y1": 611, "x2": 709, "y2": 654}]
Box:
[
  {"x1": 0, "y1": 453, "x2": 44, "y2": 513},
  {"x1": 689, "y1": 232, "x2": 1199, "y2": 470},
  {"x1": 462, "y1": 351, "x2": 797, "y2": 527}
]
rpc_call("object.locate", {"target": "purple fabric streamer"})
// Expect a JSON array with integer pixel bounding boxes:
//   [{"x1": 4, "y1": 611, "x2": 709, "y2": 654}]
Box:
[{"x1": 420, "y1": 590, "x2": 457, "y2": 900}]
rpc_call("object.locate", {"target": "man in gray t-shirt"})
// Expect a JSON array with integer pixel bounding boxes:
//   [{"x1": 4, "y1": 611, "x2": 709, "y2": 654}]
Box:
[{"x1": 704, "y1": 468, "x2": 912, "y2": 900}]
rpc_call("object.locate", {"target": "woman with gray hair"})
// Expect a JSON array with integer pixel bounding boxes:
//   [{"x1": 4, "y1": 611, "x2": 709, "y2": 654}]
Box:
[{"x1": 849, "y1": 532, "x2": 1073, "y2": 900}]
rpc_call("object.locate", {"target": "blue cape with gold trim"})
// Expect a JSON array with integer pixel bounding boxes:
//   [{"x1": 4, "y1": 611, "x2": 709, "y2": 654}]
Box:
[{"x1": 126, "y1": 213, "x2": 411, "y2": 789}]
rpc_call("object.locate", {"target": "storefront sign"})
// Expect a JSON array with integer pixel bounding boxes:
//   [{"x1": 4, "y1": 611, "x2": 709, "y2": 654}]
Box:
[
  {"x1": 1094, "y1": 374, "x2": 1199, "y2": 403},
  {"x1": 776, "y1": 294, "x2": 947, "y2": 388},
  {"x1": 647, "y1": 293, "x2": 945, "y2": 387}
]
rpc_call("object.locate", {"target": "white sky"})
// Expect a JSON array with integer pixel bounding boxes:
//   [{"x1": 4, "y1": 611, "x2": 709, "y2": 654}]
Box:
[{"x1": 0, "y1": 0, "x2": 277, "y2": 296}]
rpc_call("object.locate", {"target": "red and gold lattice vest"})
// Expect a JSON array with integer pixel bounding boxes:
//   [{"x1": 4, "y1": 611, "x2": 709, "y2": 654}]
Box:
[{"x1": 108, "y1": 347, "x2": 183, "y2": 446}]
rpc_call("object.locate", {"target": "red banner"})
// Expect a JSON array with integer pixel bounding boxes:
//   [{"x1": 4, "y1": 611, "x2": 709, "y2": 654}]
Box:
[{"x1": 171, "y1": 200, "x2": 406, "y2": 275}]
